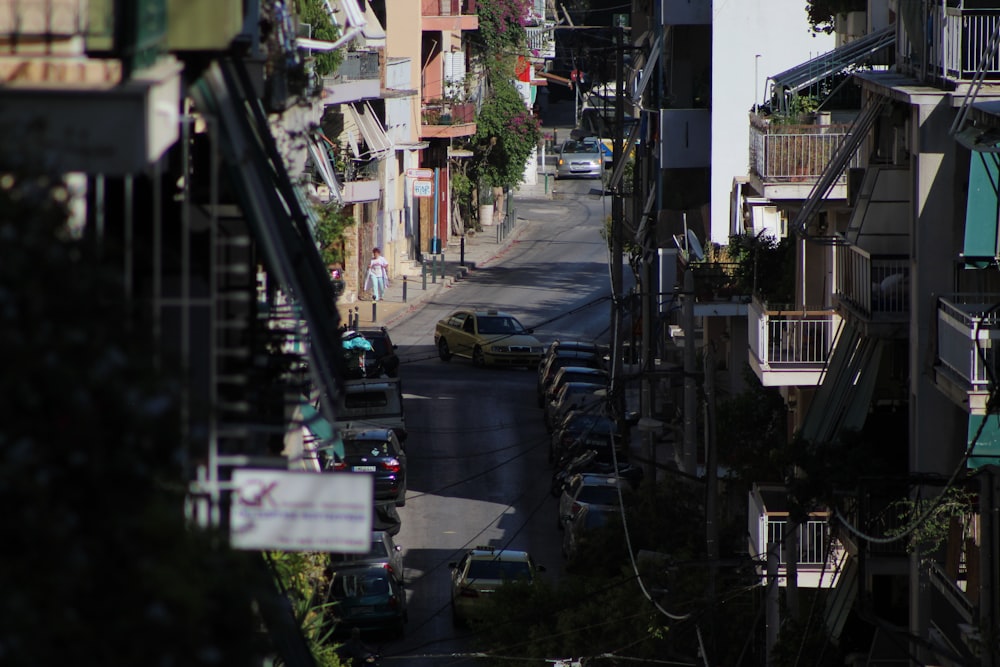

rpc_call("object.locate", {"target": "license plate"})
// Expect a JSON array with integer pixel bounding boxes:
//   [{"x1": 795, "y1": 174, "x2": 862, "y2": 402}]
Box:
[{"x1": 353, "y1": 465, "x2": 377, "y2": 472}]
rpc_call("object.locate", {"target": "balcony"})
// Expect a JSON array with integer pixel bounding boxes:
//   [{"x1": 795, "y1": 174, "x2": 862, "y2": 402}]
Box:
[
  {"x1": 748, "y1": 484, "x2": 845, "y2": 588},
  {"x1": 421, "y1": 0, "x2": 478, "y2": 31},
  {"x1": 748, "y1": 113, "x2": 859, "y2": 201},
  {"x1": 689, "y1": 262, "x2": 751, "y2": 317},
  {"x1": 321, "y1": 50, "x2": 381, "y2": 105},
  {"x1": 934, "y1": 294, "x2": 1000, "y2": 415},
  {"x1": 0, "y1": 3, "x2": 181, "y2": 175},
  {"x1": 526, "y1": 22, "x2": 556, "y2": 60},
  {"x1": 898, "y1": 3, "x2": 1000, "y2": 85},
  {"x1": 835, "y1": 244, "x2": 909, "y2": 326},
  {"x1": 748, "y1": 297, "x2": 839, "y2": 387},
  {"x1": 420, "y1": 101, "x2": 476, "y2": 139}
]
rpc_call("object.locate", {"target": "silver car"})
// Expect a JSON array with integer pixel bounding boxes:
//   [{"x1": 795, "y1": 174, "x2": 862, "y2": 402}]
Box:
[{"x1": 556, "y1": 139, "x2": 603, "y2": 179}]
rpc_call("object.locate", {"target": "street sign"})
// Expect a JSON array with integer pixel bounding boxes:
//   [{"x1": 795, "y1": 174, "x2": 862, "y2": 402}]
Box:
[
  {"x1": 413, "y1": 179, "x2": 433, "y2": 198},
  {"x1": 407, "y1": 168, "x2": 434, "y2": 180}
]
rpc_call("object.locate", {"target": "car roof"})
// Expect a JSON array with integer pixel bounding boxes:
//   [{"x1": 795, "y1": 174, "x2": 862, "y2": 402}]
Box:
[
  {"x1": 575, "y1": 473, "x2": 629, "y2": 486},
  {"x1": 466, "y1": 547, "x2": 532, "y2": 561},
  {"x1": 554, "y1": 366, "x2": 606, "y2": 376},
  {"x1": 342, "y1": 428, "x2": 396, "y2": 440}
]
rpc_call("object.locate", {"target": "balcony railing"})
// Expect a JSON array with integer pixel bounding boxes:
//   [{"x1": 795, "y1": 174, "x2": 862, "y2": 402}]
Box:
[
  {"x1": 0, "y1": 0, "x2": 165, "y2": 75},
  {"x1": 749, "y1": 114, "x2": 860, "y2": 183},
  {"x1": 749, "y1": 299, "x2": 837, "y2": 368},
  {"x1": 900, "y1": 5, "x2": 1000, "y2": 82},
  {"x1": 835, "y1": 244, "x2": 909, "y2": 320},
  {"x1": 335, "y1": 50, "x2": 380, "y2": 81},
  {"x1": 526, "y1": 22, "x2": 556, "y2": 59},
  {"x1": 421, "y1": 101, "x2": 475, "y2": 125},
  {"x1": 689, "y1": 262, "x2": 749, "y2": 302},
  {"x1": 421, "y1": 0, "x2": 476, "y2": 16},
  {"x1": 937, "y1": 294, "x2": 1000, "y2": 393}
]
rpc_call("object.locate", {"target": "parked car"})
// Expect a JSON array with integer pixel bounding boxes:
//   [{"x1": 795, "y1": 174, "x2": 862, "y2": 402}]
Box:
[
  {"x1": 448, "y1": 546, "x2": 545, "y2": 625},
  {"x1": 333, "y1": 378, "x2": 407, "y2": 444},
  {"x1": 325, "y1": 428, "x2": 407, "y2": 507},
  {"x1": 545, "y1": 381, "x2": 607, "y2": 431},
  {"x1": 543, "y1": 339, "x2": 605, "y2": 363},
  {"x1": 434, "y1": 309, "x2": 544, "y2": 367},
  {"x1": 327, "y1": 530, "x2": 404, "y2": 582},
  {"x1": 557, "y1": 473, "x2": 631, "y2": 530},
  {"x1": 549, "y1": 409, "x2": 623, "y2": 464},
  {"x1": 551, "y1": 448, "x2": 643, "y2": 498},
  {"x1": 536, "y1": 349, "x2": 605, "y2": 406},
  {"x1": 562, "y1": 504, "x2": 618, "y2": 562},
  {"x1": 542, "y1": 366, "x2": 608, "y2": 412},
  {"x1": 326, "y1": 564, "x2": 407, "y2": 636},
  {"x1": 556, "y1": 139, "x2": 604, "y2": 179},
  {"x1": 342, "y1": 326, "x2": 399, "y2": 379}
]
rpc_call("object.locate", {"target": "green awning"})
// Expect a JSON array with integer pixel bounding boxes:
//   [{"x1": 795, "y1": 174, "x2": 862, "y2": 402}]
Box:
[
  {"x1": 963, "y1": 150, "x2": 1000, "y2": 268},
  {"x1": 968, "y1": 414, "x2": 1000, "y2": 469},
  {"x1": 300, "y1": 403, "x2": 344, "y2": 460}
]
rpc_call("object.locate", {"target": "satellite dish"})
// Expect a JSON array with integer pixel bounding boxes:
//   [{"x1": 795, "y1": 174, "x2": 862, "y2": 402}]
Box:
[{"x1": 686, "y1": 229, "x2": 705, "y2": 261}]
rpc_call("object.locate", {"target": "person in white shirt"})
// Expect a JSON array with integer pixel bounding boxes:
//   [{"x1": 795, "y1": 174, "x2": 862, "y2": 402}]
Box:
[{"x1": 364, "y1": 247, "x2": 389, "y2": 301}]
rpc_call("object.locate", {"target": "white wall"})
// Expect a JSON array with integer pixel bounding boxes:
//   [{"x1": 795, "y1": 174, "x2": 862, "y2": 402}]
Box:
[{"x1": 709, "y1": 1, "x2": 834, "y2": 245}]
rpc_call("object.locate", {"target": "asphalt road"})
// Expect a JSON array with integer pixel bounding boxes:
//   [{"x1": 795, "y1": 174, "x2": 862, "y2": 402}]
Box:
[{"x1": 377, "y1": 177, "x2": 613, "y2": 665}]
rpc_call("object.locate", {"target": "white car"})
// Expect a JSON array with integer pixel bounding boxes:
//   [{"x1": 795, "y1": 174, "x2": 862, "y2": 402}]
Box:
[{"x1": 448, "y1": 546, "x2": 545, "y2": 625}]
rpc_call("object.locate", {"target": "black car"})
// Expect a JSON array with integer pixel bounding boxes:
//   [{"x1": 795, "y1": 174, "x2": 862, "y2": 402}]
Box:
[
  {"x1": 342, "y1": 327, "x2": 400, "y2": 379},
  {"x1": 550, "y1": 410, "x2": 624, "y2": 464},
  {"x1": 327, "y1": 428, "x2": 407, "y2": 507}
]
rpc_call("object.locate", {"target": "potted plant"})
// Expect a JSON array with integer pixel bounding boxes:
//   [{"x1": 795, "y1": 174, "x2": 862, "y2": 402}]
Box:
[{"x1": 478, "y1": 186, "x2": 495, "y2": 227}]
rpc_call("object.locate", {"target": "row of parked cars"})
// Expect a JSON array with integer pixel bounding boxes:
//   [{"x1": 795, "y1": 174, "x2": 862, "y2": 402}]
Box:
[
  {"x1": 317, "y1": 327, "x2": 410, "y2": 640},
  {"x1": 536, "y1": 340, "x2": 643, "y2": 564}
]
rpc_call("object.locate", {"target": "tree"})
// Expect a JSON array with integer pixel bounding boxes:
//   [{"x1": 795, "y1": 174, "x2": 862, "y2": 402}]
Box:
[
  {"x1": 805, "y1": 0, "x2": 866, "y2": 35},
  {"x1": 295, "y1": 0, "x2": 344, "y2": 76}
]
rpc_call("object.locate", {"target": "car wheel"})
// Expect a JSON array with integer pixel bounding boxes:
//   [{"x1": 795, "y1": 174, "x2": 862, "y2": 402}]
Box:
[
  {"x1": 472, "y1": 346, "x2": 486, "y2": 367},
  {"x1": 438, "y1": 338, "x2": 451, "y2": 361},
  {"x1": 395, "y1": 482, "x2": 406, "y2": 508}
]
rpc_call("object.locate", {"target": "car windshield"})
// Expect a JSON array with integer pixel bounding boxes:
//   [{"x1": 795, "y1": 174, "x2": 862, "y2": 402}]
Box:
[
  {"x1": 563, "y1": 141, "x2": 601, "y2": 154},
  {"x1": 577, "y1": 484, "x2": 622, "y2": 505},
  {"x1": 477, "y1": 316, "x2": 524, "y2": 335},
  {"x1": 467, "y1": 559, "x2": 532, "y2": 581},
  {"x1": 330, "y1": 572, "x2": 390, "y2": 599}
]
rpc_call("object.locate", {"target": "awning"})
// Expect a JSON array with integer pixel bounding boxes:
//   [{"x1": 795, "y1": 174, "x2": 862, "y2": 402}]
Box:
[
  {"x1": 968, "y1": 414, "x2": 1000, "y2": 468},
  {"x1": 346, "y1": 101, "x2": 393, "y2": 160},
  {"x1": 963, "y1": 149, "x2": 1000, "y2": 267},
  {"x1": 300, "y1": 402, "x2": 345, "y2": 460},
  {"x1": 770, "y1": 26, "x2": 895, "y2": 103},
  {"x1": 791, "y1": 97, "x2": 887, "y2": 237},
  {"x1": 190, "y1": 58, "x2": 344, "y2": 435},
  {"x1": 799, "y1": 320, "x2": 882, "y2": 445},
  {"x1": 308, "y1": 133, "x2": 343, "y2": 204}
]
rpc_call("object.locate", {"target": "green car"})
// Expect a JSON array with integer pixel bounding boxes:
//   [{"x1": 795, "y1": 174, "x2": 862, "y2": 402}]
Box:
[{"x1": 327, "y1": 564, "x2": 407, "y2": 637}]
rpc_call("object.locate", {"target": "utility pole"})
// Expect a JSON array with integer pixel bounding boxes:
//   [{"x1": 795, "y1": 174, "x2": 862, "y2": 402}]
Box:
[
  {"x1": 609, "y1": 24, "x2": 626, "y2": 426},
  {"x1": 682, "y1": 264, "x2": 697, "y2": 476}
]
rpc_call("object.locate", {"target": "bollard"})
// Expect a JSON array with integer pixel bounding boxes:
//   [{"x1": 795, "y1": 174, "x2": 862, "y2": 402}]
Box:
[
  {"x1": 352, "y1": 306, "x2": 359, "y2": 330},
  {"x1": 402, "y1": 275, "x2": 407, "y2": 303},
  {"x1": 421, "y1": 261, "x2": 427, "y2": 290},
  {"x1": 440, "y1": 252, "x2": 446, "y2": 280},
  {"x1": 460, "y1": 236, "x2": 466, "y2": 266},
  {"x1": 431, "y1": 255, "x2": 437, "y2": 284},
  {"x1": 372, "y1": 301, "x2": 377, "y2": 322}
]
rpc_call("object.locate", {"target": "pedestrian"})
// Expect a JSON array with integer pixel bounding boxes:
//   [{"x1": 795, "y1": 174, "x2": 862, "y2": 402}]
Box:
[{"x1": 364, "y1": 247, "x2": 389, "y2": 301}]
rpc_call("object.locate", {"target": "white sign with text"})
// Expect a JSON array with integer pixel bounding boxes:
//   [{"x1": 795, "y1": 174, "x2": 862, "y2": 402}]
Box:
[{"x1": 230, "y1": 469, "x2": 372, "y2": 552}]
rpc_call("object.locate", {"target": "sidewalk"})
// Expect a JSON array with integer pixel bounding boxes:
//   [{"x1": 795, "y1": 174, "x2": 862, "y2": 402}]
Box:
[{"x1": 337, "y1": 213, "x2": 531, "y2": 330}]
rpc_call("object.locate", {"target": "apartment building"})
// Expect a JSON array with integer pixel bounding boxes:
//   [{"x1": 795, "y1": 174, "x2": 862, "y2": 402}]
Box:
[{"x1": 733, "y1": 1, "x2": 1000, "y2": 663}]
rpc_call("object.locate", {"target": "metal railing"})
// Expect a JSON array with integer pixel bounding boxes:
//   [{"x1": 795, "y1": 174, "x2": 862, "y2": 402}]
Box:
[
  {"x1": 335, "y1": 50, "x2": 380, "y2": 81},
  {"x1": 765, "y1": 518, "x2": 831, "y2": 566},
  {"x1": 749, "y1": 114, "x2": 860, "y2": 183},
  {"x1": 421, "y1": 0, "x2": 477, "y2": 16},
  {"x1": 749, "y1": 299, "x2": 837, "y2": 367},
  {"x1": 937, "y1": 294, "x2": 1000, "y2": 391},
  {"x1": 898, "y1": 6, "x2": 1000, "y2": 82},
  {"x1": 421, "y1": 101, "x2": 475, "y2": 125},
  {"x1": 835, "y1": 244, "x2": 910, "y2": 319}
]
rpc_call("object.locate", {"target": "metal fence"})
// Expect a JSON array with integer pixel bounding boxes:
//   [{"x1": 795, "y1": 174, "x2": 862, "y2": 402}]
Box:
[
  {"x1": 749, "y1": 116, "x2": 859, "y2": 183},
  {"x1": 835, "y1": 245, "x2": 909, "y2": 319}
]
